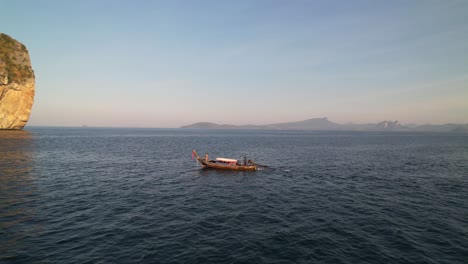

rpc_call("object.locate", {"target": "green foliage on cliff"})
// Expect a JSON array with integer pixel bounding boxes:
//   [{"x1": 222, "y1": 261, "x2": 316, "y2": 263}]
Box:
[{"x1": 0, "y1": 33, "x2": 34, "y2": 83}]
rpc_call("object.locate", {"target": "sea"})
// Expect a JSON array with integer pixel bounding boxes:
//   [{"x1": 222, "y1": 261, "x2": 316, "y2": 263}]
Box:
[{"x1": 1, "y1": 127, "x2": 467, "y2": 263}]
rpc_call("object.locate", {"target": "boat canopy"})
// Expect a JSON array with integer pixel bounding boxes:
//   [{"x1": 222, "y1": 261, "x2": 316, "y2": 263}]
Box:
[{"x1": 216, "y1": 157, "x2": 237, "y2": 163}]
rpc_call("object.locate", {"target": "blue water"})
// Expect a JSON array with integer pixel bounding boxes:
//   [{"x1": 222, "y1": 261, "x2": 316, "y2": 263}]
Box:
[{"x1": 1, "y1": 128, "x2": 467, "y2": 263}]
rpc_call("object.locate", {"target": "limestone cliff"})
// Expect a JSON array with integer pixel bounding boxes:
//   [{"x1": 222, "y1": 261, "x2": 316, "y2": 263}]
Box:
[{"x1": 0, "y1": 33, "x2": 35, "y2": 129}]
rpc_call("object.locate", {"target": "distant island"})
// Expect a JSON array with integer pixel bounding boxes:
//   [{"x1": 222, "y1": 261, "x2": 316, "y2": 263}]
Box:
[{"x1": 182, "y1": 117, "x2": 468, "y2": 133}]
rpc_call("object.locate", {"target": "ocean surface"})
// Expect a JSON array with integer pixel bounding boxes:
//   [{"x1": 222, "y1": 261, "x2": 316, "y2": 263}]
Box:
[{"x1": 1, "y1": 127, "x2": 467, "y2": 263}]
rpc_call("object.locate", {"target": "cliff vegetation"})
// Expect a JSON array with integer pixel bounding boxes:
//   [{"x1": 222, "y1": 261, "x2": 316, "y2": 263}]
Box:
[{"x1": 0, "y1": 33, "x2": 34, "y2": 84}]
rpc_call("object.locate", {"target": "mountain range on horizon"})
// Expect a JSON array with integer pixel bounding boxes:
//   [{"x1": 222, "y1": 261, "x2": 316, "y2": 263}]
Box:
[{"x1": 181, "y1": 118, "x2": 468, "y2": 133}]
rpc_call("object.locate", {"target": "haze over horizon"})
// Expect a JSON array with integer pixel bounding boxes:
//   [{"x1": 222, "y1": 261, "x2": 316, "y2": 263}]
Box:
[{"x1": 2, "y1": 1, "x2": 467, "y2": 128}]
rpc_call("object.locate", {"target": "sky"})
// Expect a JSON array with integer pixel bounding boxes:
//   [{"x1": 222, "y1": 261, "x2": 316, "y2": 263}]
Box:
[{"x1": 1, "y1": 0, "x2": 467, "y2": 127}]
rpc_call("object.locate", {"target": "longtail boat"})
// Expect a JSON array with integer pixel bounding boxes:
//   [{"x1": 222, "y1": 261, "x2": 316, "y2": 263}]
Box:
[{"x1": 192, "y1": 150, "x2": 257, "y2": 171}]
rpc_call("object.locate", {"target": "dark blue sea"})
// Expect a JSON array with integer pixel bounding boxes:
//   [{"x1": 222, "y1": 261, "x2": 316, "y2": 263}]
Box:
[{"x1": 1, "y1": 128, "x2": 467, "y2": 263}]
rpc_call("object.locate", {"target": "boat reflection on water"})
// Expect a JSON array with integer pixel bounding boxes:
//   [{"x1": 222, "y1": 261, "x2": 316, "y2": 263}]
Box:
[
  {"x1": 0, "y1": 130, "x2": 40, "y2": 257},
  {"x1": 197, "y1": 168, "x2": 252, "y2": 177}
]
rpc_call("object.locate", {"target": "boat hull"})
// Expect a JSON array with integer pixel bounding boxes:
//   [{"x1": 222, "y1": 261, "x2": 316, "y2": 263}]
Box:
[{"x1": 199, "y1": 159, "x2": 257, "y2": 171}]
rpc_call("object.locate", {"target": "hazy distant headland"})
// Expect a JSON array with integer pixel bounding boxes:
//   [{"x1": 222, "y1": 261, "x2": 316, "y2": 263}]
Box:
[{"x1": 182, "y1": 118, "x2": 468, "y2": 133}]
